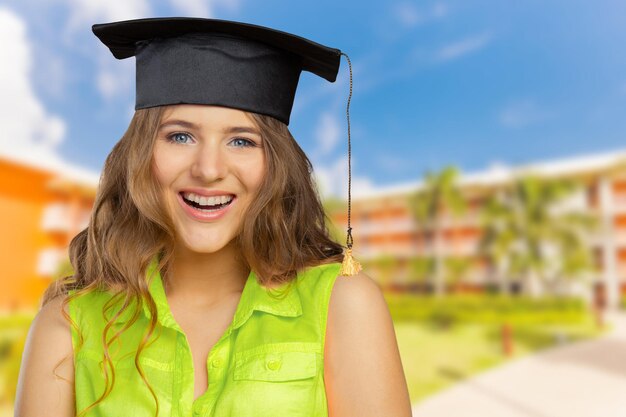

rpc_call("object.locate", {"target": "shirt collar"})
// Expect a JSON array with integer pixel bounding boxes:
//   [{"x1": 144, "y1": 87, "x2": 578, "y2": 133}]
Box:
[{"x1": 119, "y1": 257, "x2": 303, "y2": 331}]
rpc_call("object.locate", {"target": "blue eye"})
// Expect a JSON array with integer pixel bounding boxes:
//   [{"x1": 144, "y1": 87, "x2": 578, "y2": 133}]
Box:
[
  {"x1": 167, "y1": 132, "x2": 192, "y2": 144},
  {"x1": 230, "y1": 137, "x2": 256, "y2": 147}
]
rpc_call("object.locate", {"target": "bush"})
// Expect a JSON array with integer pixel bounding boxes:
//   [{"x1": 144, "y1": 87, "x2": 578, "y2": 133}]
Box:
[
  {"x1": 0, "y1": 314, "x2": 34, "y2": 405},
  {"x1": 384, "y1": 293, "x2": 587, "y2": 327}
]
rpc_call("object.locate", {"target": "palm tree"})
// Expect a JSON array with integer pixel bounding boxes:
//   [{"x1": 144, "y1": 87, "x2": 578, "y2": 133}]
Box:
[
  {"x1": 411, "y1": 166, "x2": 467, "y2": 296},
  {"x1": 444, "y1": 256, "x2": 474, "y2": 293},
  {"x1": 374, "y1": 254, "x2": 397, "y2": 290},
  {"x1": 479, "y1": 175, "x2": 597, "y2": 297},
  {"x1": 479, "y1": 192, "x2": 517, "y2": 295},
  {"x1": 407, "y1": 256, "x2": 434, "y2": 293}
]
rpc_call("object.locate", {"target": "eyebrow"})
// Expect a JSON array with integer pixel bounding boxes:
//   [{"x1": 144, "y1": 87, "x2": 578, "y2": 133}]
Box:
[
  {"x1": 159, "y1": 120, "x2": 261, "y2": 135},
  {"x1": 224, "y1": 126, "x2": 261, "y2": 135},
  {"x1": 159, "y1": 120, "x2": 198, "y2": 130}
]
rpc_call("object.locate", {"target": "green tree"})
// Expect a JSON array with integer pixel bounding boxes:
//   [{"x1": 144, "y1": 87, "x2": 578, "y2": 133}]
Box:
[
  {"x1": 479, "y1": 175, "x2": 597, "y2": 297},
  {"x1": 411, "y1": 166, "x2": 467, "y2": 296},
  {"x1": 407, "y1": 256, "x2": 434, "y2": 290},
  {"x1": 444, "y1": 256, "x2": 474, "y2": 293},
  {"x1": 373, "y1": 254, "x2": 397, "y2": 290},
  {"x1": 479, "y1": 193, "x2": 517, "y2": 295}
]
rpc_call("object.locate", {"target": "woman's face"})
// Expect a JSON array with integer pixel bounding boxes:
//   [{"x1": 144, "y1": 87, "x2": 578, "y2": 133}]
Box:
[{"x1": 152, "y1": 104, "x2": 266, "y2": 255}]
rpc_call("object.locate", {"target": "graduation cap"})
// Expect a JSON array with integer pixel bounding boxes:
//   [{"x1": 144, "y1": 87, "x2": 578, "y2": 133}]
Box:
[
  {"x1": 92, "y1": 17, "x2": 341, "y2": 125},
  {"x1": 93, "y1": 17, "x2": 361, "y2": 275}
]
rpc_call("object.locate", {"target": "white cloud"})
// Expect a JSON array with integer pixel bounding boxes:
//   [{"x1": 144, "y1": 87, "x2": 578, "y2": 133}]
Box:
[
  {"x1": 392, "y1": 2, "x2": 423, "y2": 28},
  {"x1": 391, "y1": 1, "x2": 449, "y2": 28},
  {"x1": 33, "y1": 44, "x2": 68, "y2": 99},
  {"x1": 313, "y1": 156, "x2": 375, "y2": 199},
  {"x1": 97, "y1": 69, "x2": 119, "y2": 99},
  {"x1": 64, "y1": 0, "x2": 150, "y2": 33},
  {"x1": 431, "y1": 2, "x2": 449, "y2": 18},
  {"x1": 49, "y1": 0, "x2": 150, "y2": 102},
  {"x1": 315, "y1": 112, "x2": 341, "y2": 156},
  {"x1": 168, "y1": 0, "x2": 241, "y2": 17},
  {"x1": 499, "y1": 98, "x2": 554, "y2": 128},
  {"x1": 169, "y1": 0, "x2": 211, "y2": 17},
  {"x1": 435, "y1": 32, "x2": 492, "y2": 62},
  {"x1": 0, "y1": 8, "x2": 66, "y2": 156},
  {"x1": 377, "y1": 154, "x2": 415, "y2": 174},
  {"x1": 96, "y1": 57, "x2": 135, "y2": 101}
]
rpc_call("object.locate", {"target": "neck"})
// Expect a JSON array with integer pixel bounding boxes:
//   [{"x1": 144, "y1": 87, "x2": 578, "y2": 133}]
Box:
[{"x1": 164, "y1": 240, "x2": 250, "y2": 307}]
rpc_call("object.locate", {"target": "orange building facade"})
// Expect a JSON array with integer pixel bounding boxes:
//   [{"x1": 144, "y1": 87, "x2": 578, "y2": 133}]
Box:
[
  {"x1": 330, "y1": 150, "x2": 626, "y2": 309},
  {"x1": 0, "y1": 150, "x2": 97, "y2": 311}
]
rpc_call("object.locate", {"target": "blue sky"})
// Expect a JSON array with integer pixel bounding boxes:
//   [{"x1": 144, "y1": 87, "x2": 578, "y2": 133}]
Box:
[{"x1": 1, "y1": 0, "x2": 626, "y2": 197}]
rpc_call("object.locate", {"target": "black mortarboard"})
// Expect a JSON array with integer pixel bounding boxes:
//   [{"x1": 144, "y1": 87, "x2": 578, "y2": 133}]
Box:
[{"x1": 92, "y1": 17, "x2": 342, "y2": 125}]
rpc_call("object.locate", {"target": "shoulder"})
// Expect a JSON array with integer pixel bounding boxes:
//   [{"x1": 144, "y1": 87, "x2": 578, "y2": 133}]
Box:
[
  {"x1": 46, "y1": 293, "x2": 71, "y2": 318},
  {"x1": 331, "y1": 269, "x2": 384, "y2": 307},
  {"x1": 24, "y1": 294, "x2": 74, "y2": 364},
  {"x1": 14, "y1": 294, "x2": 75, "y2": 416},
  {"x1": 326, "y1": 270, "x2": 389, "y2": 341},
  {"x1": 30, "y1": 294, "x2": 73, "y2": 345},
  {"x1": 324, "y1": 270, "x2": 412, "y2": 416}
]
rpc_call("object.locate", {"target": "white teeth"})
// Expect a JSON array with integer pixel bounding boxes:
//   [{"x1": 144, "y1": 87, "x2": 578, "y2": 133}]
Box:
[{"x1": 182, "y1": 192, "x2": 234, "y2": 206}]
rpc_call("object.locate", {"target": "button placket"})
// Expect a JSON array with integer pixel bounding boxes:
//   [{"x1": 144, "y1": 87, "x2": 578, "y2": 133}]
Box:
[
  {"x1": 174, "y1": 332, "x2": 195, "y2": 417},
  {"x1": 200, "y1": 336, "x2": 232, "y2": 416},
  {"x1": 208, "y1": 349, "x2": 226, "y2": 377}
]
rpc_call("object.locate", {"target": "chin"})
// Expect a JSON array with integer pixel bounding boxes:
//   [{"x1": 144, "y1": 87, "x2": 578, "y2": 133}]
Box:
[
  {"x1": 177, "y1": 235, "x2": 237, "y2": 255},
  {"x1": 182, "y1": 242, "x2": 227, "y2": 254}
]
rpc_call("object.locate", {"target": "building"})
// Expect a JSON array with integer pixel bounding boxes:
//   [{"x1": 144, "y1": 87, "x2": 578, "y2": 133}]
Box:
[
  {"x1": 330, "y1": 149, "x2": 626, "y2": 309},
  {"x1": 0, "y1": 148, "x2": 98, "y2": 311}
]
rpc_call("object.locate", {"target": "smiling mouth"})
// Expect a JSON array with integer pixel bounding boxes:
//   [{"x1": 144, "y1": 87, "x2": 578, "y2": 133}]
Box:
[{"x1": 180, "y1": 193, "x2": 235, "y2": 212}]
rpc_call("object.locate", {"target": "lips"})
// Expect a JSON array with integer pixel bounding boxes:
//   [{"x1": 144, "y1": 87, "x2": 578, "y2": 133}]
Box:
[
  {"x1": 180, "y1": 192, "x2": 234, "y2": 210},
  {"x1": 178, "y1": 188, "x2": 236, "y2": 198},
  {"x1": 176, "y1": 192, "x2": 236, "y2": 221}
]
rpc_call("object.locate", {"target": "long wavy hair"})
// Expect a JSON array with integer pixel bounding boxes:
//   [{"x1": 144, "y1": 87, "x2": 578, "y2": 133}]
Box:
[{"x1": 42, "y1": 106, "x2": 344, "y2": 416}]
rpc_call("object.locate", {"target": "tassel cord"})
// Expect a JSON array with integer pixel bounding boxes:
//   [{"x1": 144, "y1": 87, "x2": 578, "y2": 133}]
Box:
[{"x1": 339, "y1": 52, "x2": 361, "y2": 276}]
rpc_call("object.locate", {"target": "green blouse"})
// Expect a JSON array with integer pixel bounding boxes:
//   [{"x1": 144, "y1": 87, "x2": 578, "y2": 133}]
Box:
[{"x1": 68, "y1": 259, "x2": 342, "y2": 417}]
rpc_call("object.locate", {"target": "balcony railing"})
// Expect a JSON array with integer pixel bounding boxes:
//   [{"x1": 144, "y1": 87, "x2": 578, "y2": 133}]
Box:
[
  {"x1": 41, "y1": 203, "x2": 71, "y2": 233},
  {"x1": 36, "y1": 248, "x2": 66, "y2": 277},
  {"x1": 41, "y1": 202, "x2": 92, "y2": 234}
]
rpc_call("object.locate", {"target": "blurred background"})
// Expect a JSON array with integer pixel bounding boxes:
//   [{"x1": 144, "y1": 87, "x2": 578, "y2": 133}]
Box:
[{"x1": 2, "y1": 0, "x2": 626, "y2": 416}]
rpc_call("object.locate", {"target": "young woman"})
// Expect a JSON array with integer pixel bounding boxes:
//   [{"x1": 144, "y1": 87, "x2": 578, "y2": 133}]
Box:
[{"x1": 14, "y1": 17, "x2": 412, "y2": 417}]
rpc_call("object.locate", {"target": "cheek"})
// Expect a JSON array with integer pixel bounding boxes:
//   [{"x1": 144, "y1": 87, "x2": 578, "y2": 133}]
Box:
[
  {"x1": 152, "y1": 146, "x2": 179, "y2": 187},
  {"x1": 248, "y1": 157, "x2": 266, "y2": 191},
  {"x1": 151, "y1": 161, "x2": 168, "y2": 189}
]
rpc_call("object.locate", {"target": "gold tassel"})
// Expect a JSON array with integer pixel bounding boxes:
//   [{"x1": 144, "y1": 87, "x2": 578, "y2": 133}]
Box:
[{"x1": 340, "y1": 247, "x2": 362, "y2": 276}]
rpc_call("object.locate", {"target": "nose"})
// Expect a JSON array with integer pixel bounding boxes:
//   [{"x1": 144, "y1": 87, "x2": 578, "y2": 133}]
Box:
[{"x1": 190, "y1": 141, "x2": 227, "y2": 183}]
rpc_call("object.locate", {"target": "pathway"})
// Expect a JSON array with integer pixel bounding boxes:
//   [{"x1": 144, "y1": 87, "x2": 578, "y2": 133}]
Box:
[{"x1": 411, "y1": 311, "x2": 626, "y2": 417}]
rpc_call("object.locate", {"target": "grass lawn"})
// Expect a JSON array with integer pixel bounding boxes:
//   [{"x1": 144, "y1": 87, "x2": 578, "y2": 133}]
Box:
[
  {"x1": 395, "y1": 315, "x2": 607, "y2": 404},
  {"x1": 0, "y1": 312, "x2": 36, "y2": 415}
]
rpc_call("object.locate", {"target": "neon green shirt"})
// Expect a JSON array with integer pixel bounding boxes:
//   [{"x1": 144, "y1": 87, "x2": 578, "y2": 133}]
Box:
[{"x1": 69, "y1": 259, "x2": 342, "y2": 417}]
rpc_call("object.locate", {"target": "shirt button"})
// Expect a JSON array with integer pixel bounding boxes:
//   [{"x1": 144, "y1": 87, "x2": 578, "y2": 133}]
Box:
[
  {"x1": 211, "y1": 358, "x2": 223, "y2": 368},
  {"x1": 266, "y1": 359, "x2": 281, "y2": 370}
]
